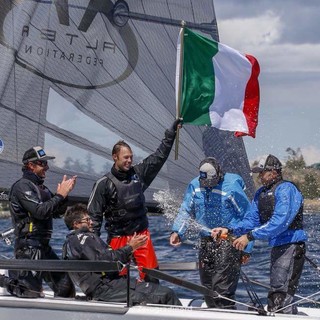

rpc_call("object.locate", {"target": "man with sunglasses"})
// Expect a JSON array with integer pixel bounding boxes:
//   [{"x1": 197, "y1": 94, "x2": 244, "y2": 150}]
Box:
[
  {"x1": 63, "y1": 203, "x2": 181, "y2": 305},
  {"x1": 212, "y1": 154, "x2": 307, "y2": 314},
  {"x1": 6, "y1": 146, "x2": 77, "y2": 298}
]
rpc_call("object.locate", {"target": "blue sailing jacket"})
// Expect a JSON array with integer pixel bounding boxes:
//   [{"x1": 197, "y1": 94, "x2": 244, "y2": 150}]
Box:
[
  {"x1": 230, "y1": 181, "x2": 308, "y2": 247},
  {"x1": 172, "y1": 173, "x2": 253, "y2": 252}
]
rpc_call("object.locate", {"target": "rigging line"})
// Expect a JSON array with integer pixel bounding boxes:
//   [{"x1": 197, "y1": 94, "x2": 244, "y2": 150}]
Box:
[
  {"x1": 246, "y1": 277, "x2": 320, "y2": 307},
  {"x1": 305, "y1": 255, "x2": 320, "y2": 271},
  {"x1": 239, "y1": 270, "x2": 266, "y2": 315},
  {"x1": 189, "y1": 0, "x2": 196, "y2": 26},
  {"x1": 11, "y1": 1, "x2": 19, "y2": 164},
  {"x1": 141, "y1": 267, "x2": 265, "y2": 314},
  {"x1": 274, "y1": 290, "x2": 320, "y2": 314}
]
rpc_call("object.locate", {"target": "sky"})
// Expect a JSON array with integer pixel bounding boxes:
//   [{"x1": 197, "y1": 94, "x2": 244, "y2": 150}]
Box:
[{"x1": 214, "y1": 0, "x2": 320, "y2": 165}]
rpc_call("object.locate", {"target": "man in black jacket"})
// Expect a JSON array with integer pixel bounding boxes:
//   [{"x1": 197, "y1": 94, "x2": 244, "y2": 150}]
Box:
[
  {"x1": 63, "y1": 203, "x2": 181, "y2": 305},
  {"x1": 87, "y1": 119, "x2": 182, "y2": 282},
  {"x1": 8, "y1": 146, "x2": 76, "y2": 298}
]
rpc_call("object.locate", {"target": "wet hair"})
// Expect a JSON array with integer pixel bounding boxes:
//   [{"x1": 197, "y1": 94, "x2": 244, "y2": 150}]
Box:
[
  {"x1": 112, "y1": 140, "x2": 132, "y2": 156},
  {"x1": 64, "y1": 203, "x2": 88, "y2": 230}
]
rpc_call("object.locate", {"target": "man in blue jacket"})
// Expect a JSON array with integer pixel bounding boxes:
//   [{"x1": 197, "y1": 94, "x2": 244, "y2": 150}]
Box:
[
  {"x1": 170, "y1": 157, "x2": 252, "y2": 309},
  {"x1": 213, "y1": 154, "x2": 307, "y2": 314}
]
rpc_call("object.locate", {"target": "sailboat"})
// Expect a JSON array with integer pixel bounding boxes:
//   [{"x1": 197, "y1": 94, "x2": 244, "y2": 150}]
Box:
[
  {"x1": 0, "y1": 0, "x2": 318, "y2": 319},
  {"x1": 0, "y1": 0, "x2": 254, "y2": 205}
]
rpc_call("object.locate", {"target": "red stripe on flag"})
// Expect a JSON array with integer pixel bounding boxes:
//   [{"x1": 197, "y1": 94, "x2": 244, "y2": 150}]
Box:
[{"x1": 235, "y1": 54, "x2": 260, "y2": 138}]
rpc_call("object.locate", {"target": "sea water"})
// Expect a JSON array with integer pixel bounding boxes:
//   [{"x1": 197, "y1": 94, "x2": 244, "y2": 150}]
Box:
[{"x1": 0, "y1": 211, "x2": 319, "y2": 308}]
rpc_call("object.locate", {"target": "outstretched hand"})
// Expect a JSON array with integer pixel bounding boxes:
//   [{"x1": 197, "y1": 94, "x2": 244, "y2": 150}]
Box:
[{"x1": 56, "y1": 175, "x2": 77, "y2": 198}]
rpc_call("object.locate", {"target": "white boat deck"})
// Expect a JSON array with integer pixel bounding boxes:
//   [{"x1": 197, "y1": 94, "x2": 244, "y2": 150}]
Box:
[{"x1": 0, "y1": 289, "x2": 319, "y2": 320}]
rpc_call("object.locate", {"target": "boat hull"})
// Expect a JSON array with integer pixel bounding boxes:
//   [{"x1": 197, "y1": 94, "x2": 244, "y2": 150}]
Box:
[{"x1": 0, "y1": 293, "x2": 318, "y2": 320}]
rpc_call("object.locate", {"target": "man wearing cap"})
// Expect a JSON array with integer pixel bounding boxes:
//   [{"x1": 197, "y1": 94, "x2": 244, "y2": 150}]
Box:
[
  {"x1": 6, "y1": 146, "x2": 77, "y2": 298},
  {"x1": 213, "y1": 154, "x2": 307, "y2": 314},
  {"x1": 169, "y1": 157, "x2": 252, "y2": 309}
]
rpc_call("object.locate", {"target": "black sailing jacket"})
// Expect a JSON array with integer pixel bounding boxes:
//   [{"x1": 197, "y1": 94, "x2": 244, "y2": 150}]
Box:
[
  {"x1": 9, "y1": 170, "x2": 67, "y2": 243},
  {"x1": 87, "y1": 128, "x2": 176, "y2": 237},
  {"x1": 62, "y1": 228, "x2": 133, "y2": 295}
]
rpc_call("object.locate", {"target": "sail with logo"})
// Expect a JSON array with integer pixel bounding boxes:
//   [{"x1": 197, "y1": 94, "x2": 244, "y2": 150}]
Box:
[{"x1": 0, "y1": 0, "x2": 254, "y2": 207}]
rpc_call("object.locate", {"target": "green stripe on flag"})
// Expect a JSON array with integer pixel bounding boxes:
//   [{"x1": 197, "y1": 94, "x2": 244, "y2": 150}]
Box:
[{"x1": 181, "y1": 28, "x2": 219, "y2": 125}]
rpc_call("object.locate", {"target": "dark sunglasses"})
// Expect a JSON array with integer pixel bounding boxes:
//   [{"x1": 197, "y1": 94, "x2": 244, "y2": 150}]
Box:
[
  {"x1": 78, "y1": 217, "x2": 91, "y2": 224},
  {"x1": 32, "y1": 160, "x2": 48, "y2": 167}
]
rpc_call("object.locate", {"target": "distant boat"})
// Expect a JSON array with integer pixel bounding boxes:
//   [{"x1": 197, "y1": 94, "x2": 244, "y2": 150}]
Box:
[{"x1": 0, "y1": 0, "x2": 254, "y2": 210}]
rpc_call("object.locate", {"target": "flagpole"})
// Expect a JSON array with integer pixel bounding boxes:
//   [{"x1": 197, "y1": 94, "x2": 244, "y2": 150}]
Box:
[{"x1": 175, "y1": 22, "x2": 185, "y2": 160}]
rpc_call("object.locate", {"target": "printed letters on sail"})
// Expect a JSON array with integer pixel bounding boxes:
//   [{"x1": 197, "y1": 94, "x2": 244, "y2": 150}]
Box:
[{"x1": 176, "y1": 28, "x2": 260, "y2": 138}]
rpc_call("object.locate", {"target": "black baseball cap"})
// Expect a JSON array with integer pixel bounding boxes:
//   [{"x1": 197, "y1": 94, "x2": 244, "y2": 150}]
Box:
[
  {"x1": 22, "y1": 146, "x2": 55, "y2": 164},
  {"x1": 251, "y1": 154, "x2": 282, "y2": 173}
]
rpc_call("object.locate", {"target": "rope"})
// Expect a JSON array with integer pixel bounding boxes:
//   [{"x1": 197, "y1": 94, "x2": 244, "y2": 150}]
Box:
[
  {"x1": 240, "y1": 270, "x2": 266, "y2": 315},
  {"x1": 248, "y1": 278, "x2": 320, "y2": 307},
  {"x1": 274, "y1": 290, "x2": 320, "y2": 314},
  {"x1": 141, "y1": 266, "x2": 268, "y2": 314}
]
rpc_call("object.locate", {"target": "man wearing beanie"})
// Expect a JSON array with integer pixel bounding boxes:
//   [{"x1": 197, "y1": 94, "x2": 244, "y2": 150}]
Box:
[
  {"x1": 213, "y1": 154, "x2": 307, "y2": 314},
  {"x1": 170, "y1": 157, "x2": 252, "y2": 309}
]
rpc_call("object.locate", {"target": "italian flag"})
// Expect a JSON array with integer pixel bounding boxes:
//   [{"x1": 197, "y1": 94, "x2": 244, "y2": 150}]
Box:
[{"x1": 176, "y1": 28, "x2": 260, "y2": 138}]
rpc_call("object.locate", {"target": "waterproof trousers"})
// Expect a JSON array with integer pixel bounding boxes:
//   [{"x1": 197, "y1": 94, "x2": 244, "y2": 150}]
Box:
[
  {"x1": 9, "y1": 239, "x2": 75, "y2": 298},
  {"x1": 199, "y1": 237, "x2": 242, "y2": 309},
  {"x1": 109, "y1": 229, "x2": 159, "y2": 283},
  {"x1": 267, "y1": 242, "x2": 305, "y2": 314},
  {"x1": 92, "y1": 277, "x2": 181, "y2": 306}
]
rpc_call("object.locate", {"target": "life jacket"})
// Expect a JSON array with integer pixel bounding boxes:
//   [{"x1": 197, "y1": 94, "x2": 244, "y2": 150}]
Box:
[
  {"x1": 62, "y1": 232, "x2": 109, "y2": 296},
  {"x1": 105, "y1": 172, "x2": 148, "y2": 235},
  {"x1": 9, "y1": 178, "x2": 53, "y2": 240},
  {"x1": 258, "y1": 180, "x2": 303, "y2": 230}
]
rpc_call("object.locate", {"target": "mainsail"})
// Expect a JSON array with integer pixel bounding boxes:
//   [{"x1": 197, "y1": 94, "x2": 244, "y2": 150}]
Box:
[{"x1": 0, "y1": 0, "x2": 254, "y2": 207}]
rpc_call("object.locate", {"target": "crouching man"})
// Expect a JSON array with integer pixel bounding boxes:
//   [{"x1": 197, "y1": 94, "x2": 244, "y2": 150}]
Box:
[{"x1": 63, "y1": 204, "x2": 181, "y2": 305}]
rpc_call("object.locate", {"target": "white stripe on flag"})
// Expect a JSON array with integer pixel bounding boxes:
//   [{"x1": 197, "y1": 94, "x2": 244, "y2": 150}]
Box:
[{"x1": 209, "y1": 43, "x2": 253, "y2": 133}]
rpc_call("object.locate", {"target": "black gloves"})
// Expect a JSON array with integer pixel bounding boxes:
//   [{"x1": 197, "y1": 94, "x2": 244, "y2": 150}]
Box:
[{"x1": 170, "y1": 118, "x2": 183, "y2": 133}]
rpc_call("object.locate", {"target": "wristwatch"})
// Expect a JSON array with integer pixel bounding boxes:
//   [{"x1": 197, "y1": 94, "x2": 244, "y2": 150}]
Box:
[{"x1": 246, "y1": 231, "x2": 255, "y2": 241}]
